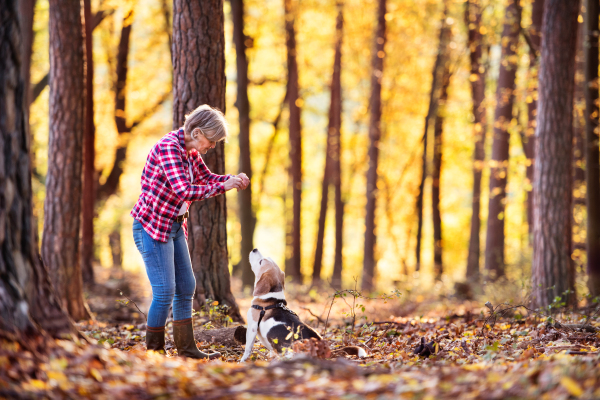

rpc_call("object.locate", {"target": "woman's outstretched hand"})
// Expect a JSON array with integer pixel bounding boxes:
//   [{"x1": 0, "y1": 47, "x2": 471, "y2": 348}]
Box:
[
  {"x1": 224, "y1": 176, "x2": 244, "y2": 192},
  {"x1": 237, "y1": 173, "x2": 250, "y2": 190}
]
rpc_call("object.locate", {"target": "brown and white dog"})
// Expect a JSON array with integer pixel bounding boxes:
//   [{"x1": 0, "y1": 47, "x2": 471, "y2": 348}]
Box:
[{"x1": 240, "y1": 249, "x2": 366, "y2": 362}]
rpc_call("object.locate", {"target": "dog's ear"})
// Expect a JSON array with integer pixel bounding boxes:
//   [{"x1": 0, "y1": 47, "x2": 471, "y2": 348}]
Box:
[
  {"x1": 253, "y1": 271, "x2": 275, "y2": 297},
  {"x1": 280, "y1": 270, "x2": 286, "y2": 289}
]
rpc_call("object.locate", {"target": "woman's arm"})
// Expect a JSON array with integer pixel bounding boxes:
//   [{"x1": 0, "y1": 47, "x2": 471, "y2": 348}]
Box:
[
  {"x1": 192, "y1": 153, "x2": 233, "y2": 184},
  {"x1": 157, "y1": 143, "x2": 226, "y2": 201}
]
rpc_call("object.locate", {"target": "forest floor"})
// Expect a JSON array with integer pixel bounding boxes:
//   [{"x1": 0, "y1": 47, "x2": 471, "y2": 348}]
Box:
[{"x1": 1, "y1": 266, "x2": 600, "y2": 399}]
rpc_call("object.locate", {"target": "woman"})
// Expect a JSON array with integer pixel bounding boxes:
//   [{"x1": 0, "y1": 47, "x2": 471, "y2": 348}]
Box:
[{"x1": 131, "y1": 105, "x2": 249, "y2": 359}]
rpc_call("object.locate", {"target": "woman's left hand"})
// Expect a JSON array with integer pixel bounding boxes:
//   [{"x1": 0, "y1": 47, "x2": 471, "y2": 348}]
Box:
[{"x1": 237, "y1": 173, "x2": 250, "y2": 190}]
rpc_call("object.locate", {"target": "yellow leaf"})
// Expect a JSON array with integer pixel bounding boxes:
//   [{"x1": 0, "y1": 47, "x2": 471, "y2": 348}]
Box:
[
  {"x1": 47, "y1": 371, "x2": 67, "y2": 382},
  {"x1": 212, "y1": 301, "x2": 219, "y2": 306},
  {"x1": 463, "y1": 363, "x2": 486, "y2": 371},
  {"x1": 29, "y1": 379, "x2": 47, "y2": 390},
  {"x1": 90, "y1": 368, "x2": 103, "y2": 382},
  {"x1": 560, "y1": 377, "x2": 583, "y2": 397}
]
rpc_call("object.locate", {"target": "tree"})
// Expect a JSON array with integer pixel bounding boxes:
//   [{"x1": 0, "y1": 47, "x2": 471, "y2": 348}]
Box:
[
  {"x1": 0, "y1": 0, "x2": 76, "y2": 338},
  {"x1": 432, "y1": 66, "x2": 451, "y2": 281},
  {"x1": 284, "y1": 0, "x2": 302, "y2": 283},
  {"x1": 465, "y1": 0, "x2": 487, "y2": 281},
  {"x1": 415, "y1": 4, "x2": 451, "y2": 273},
  {"x1": 313, "y1": 1, "x2": 344, "y2": 288},
  {"x1": 532, "y1": 0, "x2": 579, "y2": 308},
  {"x1": 362, "y1": 0, "x2": 386, "y2": 291},
  {"x1": 81, "y1": 0, "x2": 96, "y2": 285},
  {"x1": 172, "y1": 0, "x2": 242, "y2": 322},
  {"x1": 585, "y1": 0, "x2": 600, "y2": 297},
  {"x1": 521, "y1": 0, "x2": 544, "y2": 239},
  {"x1": 485, "y1": 0, "x2": 521, "y2": 279},
  {"x1": 18, "y1": 0, "x2": 35, "y2": 109},
  {"x1": 42, "y1": 0, "x2": 90, "y2": 321},
  {"x1": 231, "y1": 0, "x2": 256, "y2": 290}
]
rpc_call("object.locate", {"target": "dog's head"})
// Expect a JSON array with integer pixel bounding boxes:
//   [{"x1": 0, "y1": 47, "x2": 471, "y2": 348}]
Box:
[{"x1": 249, "y1": 249, "x2": 285, "y2": 297}]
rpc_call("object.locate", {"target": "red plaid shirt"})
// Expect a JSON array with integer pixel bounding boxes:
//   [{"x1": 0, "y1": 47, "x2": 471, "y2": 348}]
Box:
[{"x1": 131, "y1": 129, "x2": 232, "y2": 242}]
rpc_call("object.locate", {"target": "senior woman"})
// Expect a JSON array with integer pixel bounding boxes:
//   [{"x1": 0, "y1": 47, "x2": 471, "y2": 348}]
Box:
[{"x1": 131, "y1": 105, "x2": 248, "y2": 359}]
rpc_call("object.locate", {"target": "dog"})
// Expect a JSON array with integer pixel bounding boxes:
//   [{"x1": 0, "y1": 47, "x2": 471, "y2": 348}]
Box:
[{"x1": 239, "y1": 248, "x2": 366, "y2": 362}]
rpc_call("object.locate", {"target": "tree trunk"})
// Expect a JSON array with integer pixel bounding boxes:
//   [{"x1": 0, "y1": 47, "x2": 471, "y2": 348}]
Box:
[
  {"x1": 532, "y1": 0, "x2": 578, "y2": 308},
  {"x1": 313, "y1": 2, "x2": 344, "y2": 287},
  {"x1": 0, "y1": 0, "x2": 74, "y2": 338},
  {"x1": 109, "y1": 227, "x2": 123, "y2": 279},
  {"x1": 432, "y1": 67, "x2": 451, "y2": 281},
  {"x1": 18, "y1": 0, "x2": 35, "y2": 109},
  {"x1": 585, "y1": 0, "x2": 600, "y2": 297},
  {"x1": 42, "y1": 0, "x2": 90, "y2": 322},
  {"x1": 362, "y1": 0, "x2": 386, "y2": 292},
  {"x1": 231, "y1": 0, "x2": 256, "y2": 290},
  {"x1": 465, "y1": 0, "x2": 487, "y2": 281},
  {"x1": 284, "y1": 0, "x2": 302, "y2": 283},
  {"x1": 81, "y1": 0, "x2": 96, "y2": 286},
  {"x1": 415, "y1": 4, "x2": 450, "y2": 273},
  {"x1": 172, "y1": 0, "x2": 242, "y2": 322},
  {"x1": 485, "y1": 0, "x2": 521, "y2": 279},
  {"x1": 523, "y1": 0, "x2": 544, "y2": 240}
]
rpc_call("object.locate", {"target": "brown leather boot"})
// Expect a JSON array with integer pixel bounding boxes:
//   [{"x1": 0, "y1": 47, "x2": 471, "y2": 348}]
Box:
[
  {"x1": 172, "y1": 318, "x2": 221, "y2": 360},
  {"x1": 146, "y1": 325, "x2": 166, "y2": 354}
]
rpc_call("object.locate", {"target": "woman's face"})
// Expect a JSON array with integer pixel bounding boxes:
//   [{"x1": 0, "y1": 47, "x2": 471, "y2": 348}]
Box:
[{"x1": 188, "y1": 128, "x2": 216, "y2": 155}]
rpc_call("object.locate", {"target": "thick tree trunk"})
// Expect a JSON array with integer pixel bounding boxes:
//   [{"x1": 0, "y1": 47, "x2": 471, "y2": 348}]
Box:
[
  {"x1": 42, "y1": 0, "x2": 90, "y2": 321},
  {"x1": 231, "y1": 0, "x2": 256, "y2": 290},
  {"x1": 465, "y1": 0, "x2": 487, "y2": 281},
  {"x1": 172, "y1": 0, "x2": 242, "y2": 322},
  {"x1": 532, "y1": 0, "x2": 578, "y2": 308},
  {"x1": 485, "y1": 0, "x2": 521, "y2": 279},
  {"x1": 523, "y1": 0, "x2": 544, "y2": 240},
  {"x1": 415, "y1": 5, "x2": 450, "y2": 273},
  {"x1": 362, "y1": 0, "x2": 386, "y2": 292},
  {"x1": 284, "y1": 0, "x2": 302, "y2": 283},
  {"x1": 585, "y1": 0, "x2": 600, "y2": 297},
  {"x1": 0, "y1": 0, "x2": 74, "y2": 338},
  {"x1": 313, "y1": 2, "x2": 344, "y2": 287},
  {"x1": 18, "y1": 0, "x2": 35, "y2": 109},
  {"x1": 81, "y1": 0, "x2": 96, "y2": 286},
  {"x1": 432, "y1": 67, "x2": 451, "y2": 281}
]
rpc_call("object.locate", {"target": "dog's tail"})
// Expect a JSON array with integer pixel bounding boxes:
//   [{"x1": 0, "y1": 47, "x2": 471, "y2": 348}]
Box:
[{"x1": 334, "y1": 346, "x2": 367, "y2": 358}]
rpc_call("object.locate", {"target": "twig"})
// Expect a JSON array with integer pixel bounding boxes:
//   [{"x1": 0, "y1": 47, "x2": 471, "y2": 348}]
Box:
[
  {"x1": 118, "y1": 289, "x2": 147, "y2": 322},
  {"x1": 300, "y1": 306, "x2": 325, "y2": 325}
]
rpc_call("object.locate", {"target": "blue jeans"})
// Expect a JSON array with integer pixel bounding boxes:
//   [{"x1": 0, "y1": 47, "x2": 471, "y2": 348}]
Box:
[{"x1": 133, "y1": 219, "x2": 196, "y2": 328}]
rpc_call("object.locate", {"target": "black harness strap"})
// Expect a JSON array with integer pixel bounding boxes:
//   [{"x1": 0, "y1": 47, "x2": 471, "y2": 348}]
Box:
[{"x1": 251, "y1": 300, "x2": 297, "y2": 328}]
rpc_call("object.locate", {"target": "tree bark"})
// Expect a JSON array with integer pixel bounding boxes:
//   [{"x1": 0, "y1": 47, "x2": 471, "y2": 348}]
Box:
[
  {"x1": 172, "y1": 0, "x2": 242, "y2": 322},
  {"x1": 465, "y1": 0, "x2": 487, "y2": 281},
  {"x1": 313, "y1": 2, "x2": 344, "y2": 287},
  {"x1": 42, "y1": 0, "x2": 90, "y2": 322},
  {"x1": 18, "y1": 0, "x2": 35, "y2": 109},
  {"x1": 532, "y1": 0, "x2": 578, "y2": 308},
  {"x1": 415, "y1": 5, "x2": 450, "y2": 273},
  {"x1": 284, "y1": 0, "x2": 302, "y2": 283},
  {"x1": 0, "y1": 0, "x2": 74, "y2": 338},
  {"x1": 522, "y1": 0, "x2": 544, "y2": 240},
  {"x1": 485, "y1": 0, "x2": 521, "y2": 279},
  {"x1": 362, "y1": 0, "x2": 386, "y2": 292},
  {"x1": 585, "y1": 0, "x2": 600, "y2": 297},
  {"x1": 231, "y1": 0, "x2": 256, "y2": 290},
  {"x1": 81, "y1": 0, "x2": 96, "y2": 286},
  {"x1": 432, "y1": 67, "x2": 451, "y2": 281}
]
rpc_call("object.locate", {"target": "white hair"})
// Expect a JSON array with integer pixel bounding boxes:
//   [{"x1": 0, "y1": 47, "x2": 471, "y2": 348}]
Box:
[{"x1": 183, "y1": 104, "x2": 228, "y2": 142}]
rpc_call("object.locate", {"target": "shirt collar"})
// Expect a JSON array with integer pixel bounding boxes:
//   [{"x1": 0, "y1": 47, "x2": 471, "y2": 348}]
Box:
[{"x1": 178, "y1": 128, "x2": 186, "y2": 151}]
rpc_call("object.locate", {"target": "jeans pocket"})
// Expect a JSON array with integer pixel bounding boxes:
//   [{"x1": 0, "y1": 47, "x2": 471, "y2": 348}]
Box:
[{"x1": 133, "y1": 228, "x2": 145, "y2": 254}]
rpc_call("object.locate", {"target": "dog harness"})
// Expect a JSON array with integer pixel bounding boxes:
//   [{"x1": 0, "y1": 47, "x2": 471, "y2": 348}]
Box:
[{"x1": 251, "y1": 301, "x2": 297, "y2": 328}]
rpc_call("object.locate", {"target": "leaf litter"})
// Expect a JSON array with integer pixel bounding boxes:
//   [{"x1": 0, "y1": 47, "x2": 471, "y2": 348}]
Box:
[{"x1": 2, "y1": 291, "x2": 600, "y2": 399}]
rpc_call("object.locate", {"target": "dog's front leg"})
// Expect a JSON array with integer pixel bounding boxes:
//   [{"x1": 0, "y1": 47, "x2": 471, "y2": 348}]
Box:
[{"x1": 240, "y1": 309, "x2": 259, "y2": 362}]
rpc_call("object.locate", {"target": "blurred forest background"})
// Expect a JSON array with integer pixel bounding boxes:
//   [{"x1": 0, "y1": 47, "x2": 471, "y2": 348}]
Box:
[{"x1": 20, "y1": 0, "x2": 598, "y2": 303}]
